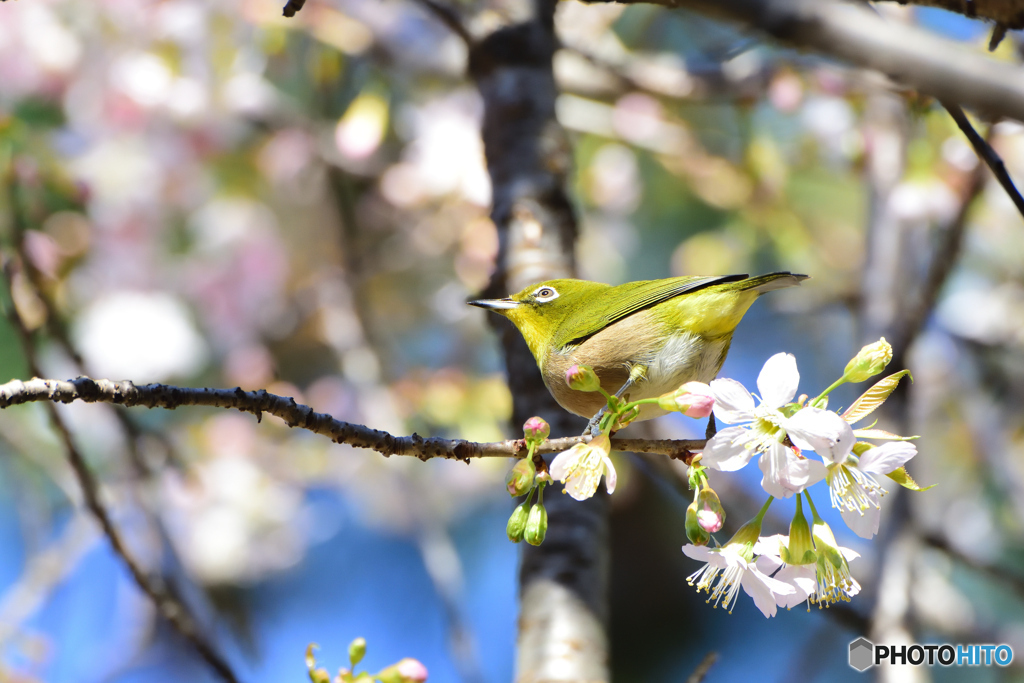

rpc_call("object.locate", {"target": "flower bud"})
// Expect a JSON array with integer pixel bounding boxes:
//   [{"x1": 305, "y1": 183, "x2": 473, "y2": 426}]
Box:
[
  {"x1": 843, "y1": 337, "x2": 893, "y2": 383},
  {"x1": 377, "y1": 658, "x2": 429, "y2": 683},
  {"x1": 524, "y1": 502, "x2": 548, "y2": 546},
  {"x1": 685, "y1": 501, "x2": 710, "y2": 546},
  {"x1": 506, "y1": 457, "x2": 536, "y2": 497},
  {"x1": 657, "y1": 382, "x2": 715, "y2": 418},
  {"x1": 523, "y1": 416, "x2": 550, "y2": 444},
  {"x1": 348, "y1": 637, "x2": 366, "y2": 667},
  {"x1": 308, "y1": 668, "x2": 331, "y2": 683},
  {"x1": 565, "y1": 364, "x2": 601, "y2": 392},
  {"x1": 506, "y1": 503, "x2": 529, "y2": 543},
  {"x1": 695, "y1": 487, "x2": 725, "y2": 533},
  {"x1": 780, "y1": 495, "x2": 816, "y2": 566}
]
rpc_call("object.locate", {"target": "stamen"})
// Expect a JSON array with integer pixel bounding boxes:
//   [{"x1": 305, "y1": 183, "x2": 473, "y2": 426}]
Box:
[{"x1": 828, "y1": 464, "x2": 884, "y2": 514}]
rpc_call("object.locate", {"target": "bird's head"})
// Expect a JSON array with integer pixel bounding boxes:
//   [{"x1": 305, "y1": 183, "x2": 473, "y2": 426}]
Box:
[{"x1": 469, "y1": 279, "x2": 607, "y2": 364}]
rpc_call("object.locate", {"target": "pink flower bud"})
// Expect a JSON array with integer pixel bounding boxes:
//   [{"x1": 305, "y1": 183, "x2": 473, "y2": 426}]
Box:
[
  {"x1": 377, "y1": 658, "x2": 429, "y2": 683},
  {"x1": 565, "y1": 364, "x2": 601, "y2": 392},
  {"x1": 395, "y1": 658, "x2": 429, "y2": 682},
  {"x1": 685, "y1": 501, "x2": 710, "y2": 546},
  {"x1": 657, "y1": 382, "x2": 714, "y2": 418},
  {"x1": 505, "y1": 458, "x2": 536, "y2": 497},
  {"x1": 696, "y1": 487, "x2": 725, "y2": 533},
  {"x1": 523, "y1": 416, "x2": 550, "y2": 444}
]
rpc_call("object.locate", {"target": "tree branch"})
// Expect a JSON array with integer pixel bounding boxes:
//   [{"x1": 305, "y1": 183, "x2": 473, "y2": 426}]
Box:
[
  {"x1": 406, "y1": 0, "x2": 475, "y2": 47},
  {"x1": 943, "y1": 101, "x2": 1024, "y2": 220},
  {"x1": 282, "y1": 0, "x2": 306, "y2": 17},
  {"x1": 888, "y1": 117, "x2": 988, "y2": 360},
  {"x1": 0, "y1": 377, "x2": 706, "y2": 458},
  {"x1": 594, "y1": 0, "x2": 1024, "y2": 122},
  {"x1": 469, "y1": 0, "x2": 611, "y2": 677},
  {"x1": 876, "y1": 0, "x2": 1024, "y2": 30},
  {"x1": 0, "y1": 275, "x2": 240, "y2": 683}
]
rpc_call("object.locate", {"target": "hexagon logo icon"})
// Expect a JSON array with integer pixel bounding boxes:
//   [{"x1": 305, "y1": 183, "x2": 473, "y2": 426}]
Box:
[{"x1": 849, "y1": 637, "x2": 874, "y2": 672}]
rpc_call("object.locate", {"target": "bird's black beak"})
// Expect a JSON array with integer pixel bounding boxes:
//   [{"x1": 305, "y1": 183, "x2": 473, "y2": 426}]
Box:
[{"x1": 468, "y1": 298, "x2": 520, "y2": 311}]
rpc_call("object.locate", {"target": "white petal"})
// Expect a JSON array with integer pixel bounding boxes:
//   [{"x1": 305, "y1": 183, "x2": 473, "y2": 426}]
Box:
[
  {"x1": 841, "y1": 505, "x2": 881, "y2": 539},
  {"x1": 741, "y1": 566, "x2": 794, "y2": 618},
  {"x1": 709, "y1": 378, "x2": 756, "y2": 423},
  {"x1": 562, "y1": 472, "x2": 599, "y2": 501},
  {"x1": 755, "y1": 553, "x2": 784, "y2": 575},
  {"x1": 602, "y1": 456, "x2": 617, "y2": 494},
  {"x1": 758, "y1": 443, "x2": 827, "y2": 498},
  {"x1": 857, "y1": 442, "x2": 917, "y2": 475},
  {"x1": 549, "y1": 446, "x2": 580, "y2": 481},
  {"x1": 718, "y1": 545, "x2": 750, "y2": 569},
  {"x1": 701, "y1": 426, "x2": 757, "y2": 471},
  {"x1": 774, "y1": 564, "x2": 817, "y2": 608},
  {"x1": 840, "y1": 547, "x2": 861, "y2": 561},
  {"x1": 682, "y1": 544, "x2": 719, "y2": 564},
  {"x1": 785, "y1": 408, "x2": 855, "y2": 463},
  {"x1": 756, "y1": 353, "x2": 799, "y2": 409},
  {"x1": 753, "y1": 534, "x2": 788, "y2": 559}
]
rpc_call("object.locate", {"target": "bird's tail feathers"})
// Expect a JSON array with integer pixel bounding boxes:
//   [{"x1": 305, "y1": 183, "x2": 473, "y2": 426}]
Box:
[{"x1": 741, "y1": 272, "x2": 809, "y2": 294}]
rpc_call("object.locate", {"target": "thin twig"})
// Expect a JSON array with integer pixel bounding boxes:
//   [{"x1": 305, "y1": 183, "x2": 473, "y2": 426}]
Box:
[
  {"x1": 619, "y1": 0, "x2": 1024, "y2": 121},
  {"x1": 685, "y1": 651, "x2": 719, "y2": 683},
  {"x1": 407, "y1": 0, "x2": 474, "y2": 47},
  {"x1": 919, "y1": 532, "x2": 1024, "y2": 602},
  {"x1": 0, "y1": 265, "x2": 241, "y2": 683},
  {"x1": 0, "y1": 512, "x2": 99, "y2": 646},
  {"x1": 282, "y1": 0, "x2": 306, "y2": 17},
  {"x1": 4, "y1": 172, "x2": 183, "y2": 476},
  {"x1": 942, "y1": 101, "x2": 1024, "y2": 221},
  {"x1": 0, "y1": 376, "x2": 706, "y2": 459},
  {"x1": 889, "y1": 127, "x2": 988, "y2": 360}
]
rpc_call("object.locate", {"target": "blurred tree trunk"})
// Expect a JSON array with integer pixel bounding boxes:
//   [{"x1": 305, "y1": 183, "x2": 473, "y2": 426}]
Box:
[{"x1": 470, "y1": 0, "x2": 611, "y2": 680}]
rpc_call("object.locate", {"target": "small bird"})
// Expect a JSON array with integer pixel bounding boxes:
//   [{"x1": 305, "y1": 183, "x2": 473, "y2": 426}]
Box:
[{"x1": 469, "y1": 272, "x2": 807, "y2": 427}]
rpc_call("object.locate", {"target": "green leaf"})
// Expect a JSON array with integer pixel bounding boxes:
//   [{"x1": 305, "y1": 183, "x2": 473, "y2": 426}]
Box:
[
  {"x1": 842, "y1": 370, "x2": 912, "y2": 424},
  {"x1": 886, "y1": 467, "x2": 934, "y2": 492},
  {"x1": 852, "y1": 428, "x2": 919, "y2": 441}
]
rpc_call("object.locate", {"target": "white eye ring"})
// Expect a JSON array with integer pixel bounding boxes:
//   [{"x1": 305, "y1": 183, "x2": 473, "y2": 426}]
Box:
[{"x1": 533, "y1": 286, "x2": 559, "y2": 302}]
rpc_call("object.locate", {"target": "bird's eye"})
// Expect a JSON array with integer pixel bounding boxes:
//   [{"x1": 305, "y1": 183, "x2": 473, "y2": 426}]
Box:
[{"x1": 533, "y1": 287, "x2": 558, "y2": 302}]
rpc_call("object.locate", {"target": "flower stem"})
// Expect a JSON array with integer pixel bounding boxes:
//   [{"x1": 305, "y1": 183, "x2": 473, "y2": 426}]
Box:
[
  {"x1": 804, "y1": 490, "x2": 823, "y2": 523},
  {"x1": 811, "y1": 377, "x2": 847, "y2": 406},
  {"x1": 624, "y1": 397, "x2": 660, "y2": 409},
  {"x1": 522, "y1": 485, "x2": 537, "y2": 508},
  {"x1": 753, "y1": 496, "x2": 774, "y2": 525}
]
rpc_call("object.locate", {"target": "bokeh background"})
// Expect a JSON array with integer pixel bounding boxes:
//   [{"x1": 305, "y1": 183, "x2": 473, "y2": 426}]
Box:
[{"x1": 1, "y1": 0, "x2": 1023, "y2": 681}]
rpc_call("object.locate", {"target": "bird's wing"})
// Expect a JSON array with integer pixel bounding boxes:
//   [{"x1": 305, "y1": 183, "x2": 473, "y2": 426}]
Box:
[{"x1": 554, "y1": 274, "x2": 748, "y2": 349}]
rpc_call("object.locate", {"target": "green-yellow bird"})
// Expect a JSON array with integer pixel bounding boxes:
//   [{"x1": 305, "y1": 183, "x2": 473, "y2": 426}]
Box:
[{"x1": 469, "y1": 272, "x2": 807, "y2": 425}]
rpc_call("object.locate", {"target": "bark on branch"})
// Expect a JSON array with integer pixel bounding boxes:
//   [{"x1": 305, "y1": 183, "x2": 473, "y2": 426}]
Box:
[
  {"x1": 878, "y1": 0, "x2": 1024, "y2": 29},
  {"x1": 0, "y1": 376, "x2": 706, "y2": 459},
  {"x1": 594, "y1": 0, "x2": 1024, "y2": 122}
]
